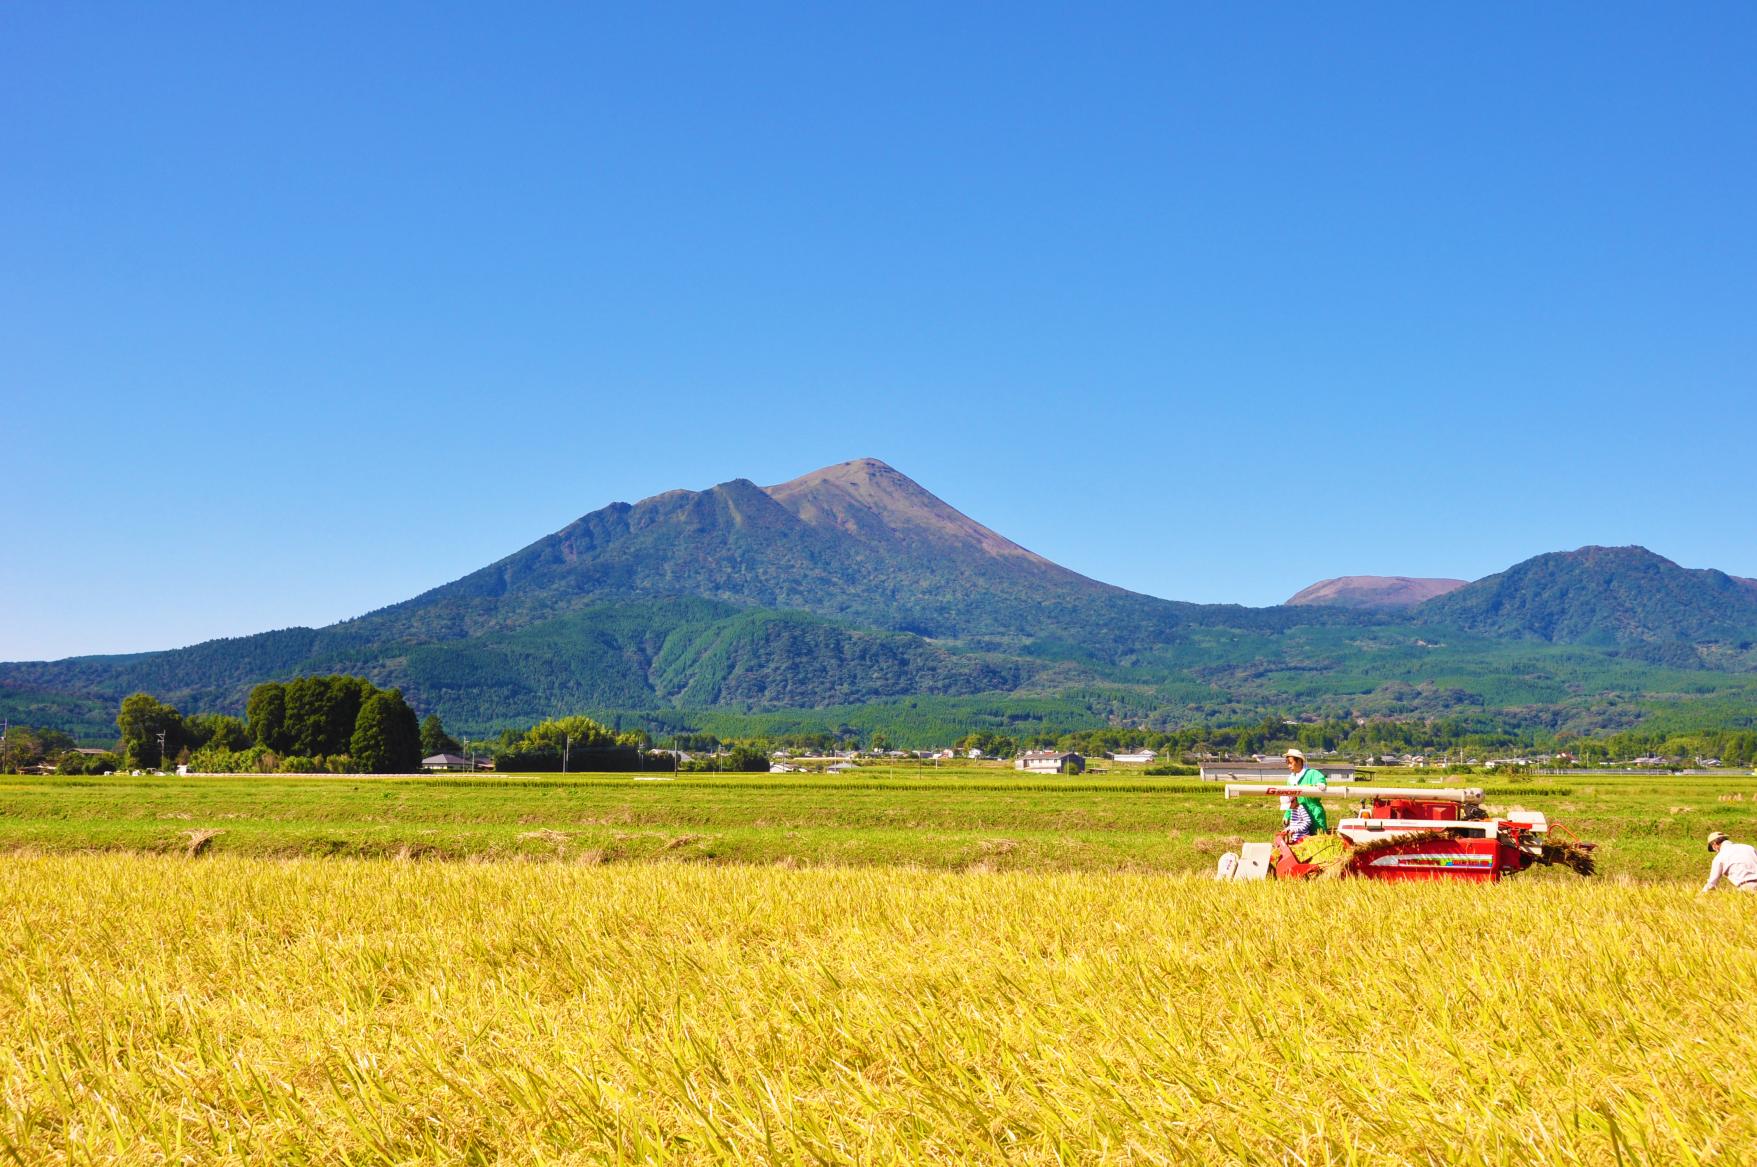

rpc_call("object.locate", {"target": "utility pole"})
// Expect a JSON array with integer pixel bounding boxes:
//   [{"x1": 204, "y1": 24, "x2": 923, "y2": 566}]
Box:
[
  {"x1": 155, "y1": 729, "x2": 168, "y2": 770},
  {"x1": 563, "y1": 734, "x2": 570, "y2": 775},
  {"x1": 1, "y1": 720, "x2": 9, "y2": 774}
]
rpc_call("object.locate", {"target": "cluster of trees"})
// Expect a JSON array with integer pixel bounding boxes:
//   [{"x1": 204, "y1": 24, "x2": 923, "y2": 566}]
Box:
[
  {"x1": 0, "y1": 724, "x2": 80, "y2": 774},
  {"x1": 240, "y1": 676, "x2": 421, "y2": 771},
  {"x1": 1040, "y1": 715, "x2": 1545, "y2": 763},
  {"x1": 108, "y1": 676, "x2": 434, "y2": 774},
  {"x1": 953, "y1": 731, "x2": 1022, "y2": 758},
  {"x1": 1572, "y1": 727, "x2": 1757, "y2": 768},
  {"x1": 674, "y1": 746, "x2": 771, "y2": 773},
  {"x1": 1030, "y1": 716, "x2": 1757, "y2": 769},
  {"x1": 490, "y1": 715, "x2": 651, "y2": 772}
]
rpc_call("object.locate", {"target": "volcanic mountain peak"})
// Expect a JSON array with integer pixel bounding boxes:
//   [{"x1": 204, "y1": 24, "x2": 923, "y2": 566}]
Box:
[
  {"x1": 763, "y1": 457, "x2": 1051, "y2": 563},
  {"x1": 1285, "y1": 576, "x2": 1469, "y2": 609}
]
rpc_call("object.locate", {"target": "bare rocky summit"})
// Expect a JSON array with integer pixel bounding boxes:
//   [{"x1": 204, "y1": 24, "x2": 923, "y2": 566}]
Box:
[
  {"x1": 1285, "y1": 576, "x2": 1469, "y2": 609},
  {"x1": 764, "y1": 458, "x2": 1052, "y2": 565}
]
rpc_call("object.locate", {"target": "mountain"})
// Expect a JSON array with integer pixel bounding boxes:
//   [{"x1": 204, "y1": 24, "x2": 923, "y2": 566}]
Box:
[
  {"x1": 366, "y1": 457, "x2": 1192, "y2": 649},
  {"x1": 6, "y1": 461, "x2": 1757, "y2": 741},
  {"x1": 1417, "y1": 546, "x2": 1757, "y2": 648},
  {"x1": 0, "y1": 459, "x2": 1211, "y2": 728},
  {"x1": 1286, "y1": 576, "x2": 1468, "y2": 609}
]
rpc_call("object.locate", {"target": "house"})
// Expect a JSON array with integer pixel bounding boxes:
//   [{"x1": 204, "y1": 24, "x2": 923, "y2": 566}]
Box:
[
  {"x1": 421, "y1": 753, "x2": 475, "y2": 772},
  {"x1": 826, "y1": 762, "x2": 857, "y2": 773},
  {"x1": 1198, "y1": 761, "x2": 1358, "y2": 784},
  {"x1": 1106, "y1": 748, "x2": 1157, "y2": 764},
  {"x1": 1015, "y1": 750, "x2": 1085, "y2": 775},
  {"x1": 769, "y1": 762, "x2": 801, "y2": 774}
]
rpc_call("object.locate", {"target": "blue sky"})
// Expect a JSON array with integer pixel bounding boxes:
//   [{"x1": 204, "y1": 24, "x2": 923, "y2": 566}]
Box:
[{"x1": 4, "y1": 2, "x2": 1754, "y2": 660}]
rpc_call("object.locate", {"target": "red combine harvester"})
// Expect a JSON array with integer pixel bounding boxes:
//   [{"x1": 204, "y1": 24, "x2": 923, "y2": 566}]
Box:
[{"x1": 1215, "y1": 783, "x2": 1594, "y2": 882}]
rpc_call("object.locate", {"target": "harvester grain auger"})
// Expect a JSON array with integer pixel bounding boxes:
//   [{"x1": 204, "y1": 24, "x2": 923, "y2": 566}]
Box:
[{"x1": 1215, "y1": 783, "x2": 1596, "y2": 882}]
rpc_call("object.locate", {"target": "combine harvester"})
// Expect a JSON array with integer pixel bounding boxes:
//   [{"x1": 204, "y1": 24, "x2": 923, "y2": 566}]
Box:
[{"x1": 1216, "y1": 783, "x2": 1595, "y2": 882}]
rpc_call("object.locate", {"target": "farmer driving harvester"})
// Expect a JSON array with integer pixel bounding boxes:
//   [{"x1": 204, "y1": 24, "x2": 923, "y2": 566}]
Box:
[{"x1": 1281, "y1": 748, "x2": 1328, "y2": 841}]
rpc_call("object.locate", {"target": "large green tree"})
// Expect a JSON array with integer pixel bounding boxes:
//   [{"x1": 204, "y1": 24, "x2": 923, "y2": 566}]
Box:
[
  {"x1": 419, "y1": 714, "x2": 460, "y2": 758},
  {"x1": 282, "y1": 675, "x2": 374, "y2": 757},
  {"x1": 185, "y1": 713, "x2": 250, "y2": 753},
  {"x1": 117, "y1": 692, "x2": 185, "y2": 769},
  {"x1": 246, "y1": 682, "x2": 289, "y2": 752},
  {"x1": 350, "y1": 689, "x2": 422, "y2": 773}
]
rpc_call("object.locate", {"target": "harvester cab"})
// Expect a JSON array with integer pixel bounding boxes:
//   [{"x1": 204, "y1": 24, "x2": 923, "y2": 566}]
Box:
[{"x1": 1215, "y1": 783, "x2": 1592, "y2": 882}]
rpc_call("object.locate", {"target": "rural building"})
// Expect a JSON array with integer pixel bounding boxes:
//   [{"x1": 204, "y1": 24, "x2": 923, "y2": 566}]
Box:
[
  {"x1": 421, "y1": 753, "x2": 474, "y2": 772},
  {"x1": 1106, "y1": 748, "x2": 1157, "y2": 764},
  {"x1": 1198, "y1": 760, "x2": 1358, "y2": 783},
  {"x1": 1015, "y1": 750, "x2": 1085, "y2": 775}
]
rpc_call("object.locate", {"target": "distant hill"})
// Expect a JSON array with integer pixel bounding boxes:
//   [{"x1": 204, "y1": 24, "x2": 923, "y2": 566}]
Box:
[
  {"x1": 1286, "y1": 576, "x2": 1468, "y2": 609},
  {"x1": 1417, "y1": 546, "x2": 1757, "y2": 648}
]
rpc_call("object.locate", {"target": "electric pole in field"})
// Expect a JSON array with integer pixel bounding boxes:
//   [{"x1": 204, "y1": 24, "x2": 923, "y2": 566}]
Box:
[{"x1": 563, "y1": 734, "x2": 570, "y2": 774}]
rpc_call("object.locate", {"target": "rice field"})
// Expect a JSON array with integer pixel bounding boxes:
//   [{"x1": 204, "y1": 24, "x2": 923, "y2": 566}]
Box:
[{"x1": 2, "y1": 854, "x2": 1753, "y2": 1165}]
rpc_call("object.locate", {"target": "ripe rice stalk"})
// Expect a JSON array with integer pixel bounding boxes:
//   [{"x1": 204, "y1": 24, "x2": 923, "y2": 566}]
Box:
[
  {"x1": 1538, "y1": 837, "x2": 1598, "y2": 876},
  {"x1": 1, "y1": 851, "x2": 1741, "y2": 1163}
]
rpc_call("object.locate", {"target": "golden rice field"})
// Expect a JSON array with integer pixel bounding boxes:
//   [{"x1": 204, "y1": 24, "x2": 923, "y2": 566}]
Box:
[{"x1": 2, "y1": 855, "x2": 1753, "y2": 1166}]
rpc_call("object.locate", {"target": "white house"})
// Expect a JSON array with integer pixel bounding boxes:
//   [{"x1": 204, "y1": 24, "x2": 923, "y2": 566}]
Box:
[
  {"x1": 1014, "y1": 750, "x2": 1085, "y2": 775},
  {"x1": 1106, "y1": 748, "x2": 1157, "y2": 764}
]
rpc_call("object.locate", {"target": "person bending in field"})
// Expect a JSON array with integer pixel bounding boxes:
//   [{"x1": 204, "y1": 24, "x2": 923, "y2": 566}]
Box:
[
  {"x1": 1280, "y1": 747, "x2": 1328, "y2": 843},
  {"x1": 1701, "y1": 831, "x2": 1757, "y2": 894}
]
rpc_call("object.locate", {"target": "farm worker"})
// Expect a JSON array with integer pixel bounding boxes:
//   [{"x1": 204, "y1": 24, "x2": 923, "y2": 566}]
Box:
[
  {"x1": 1281, "y1": 748, "x2": 1328, "y2": 842},
  {"x1": 1701, "y1": 831, "x2": 1757, "y2": 894}
]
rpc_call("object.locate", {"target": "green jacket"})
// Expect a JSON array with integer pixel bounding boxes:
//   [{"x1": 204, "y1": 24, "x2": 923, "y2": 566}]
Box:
[{"x1": 1284, "y1": 766, "x2": 1328, "y2": 831}]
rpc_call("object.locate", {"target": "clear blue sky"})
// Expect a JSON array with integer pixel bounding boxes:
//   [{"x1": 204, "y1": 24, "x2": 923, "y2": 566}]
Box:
[{"x1": 4, "y1": 2, "x2": 1754, "y2": 661}]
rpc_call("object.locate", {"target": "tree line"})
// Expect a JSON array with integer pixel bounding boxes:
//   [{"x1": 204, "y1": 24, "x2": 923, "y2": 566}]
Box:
[
  {"x1": 10, "y1": 691, "x2": 1754, "y2": 777},
  {"x1": 9, "y1": 681, "x2": 771, "y2": 776}
]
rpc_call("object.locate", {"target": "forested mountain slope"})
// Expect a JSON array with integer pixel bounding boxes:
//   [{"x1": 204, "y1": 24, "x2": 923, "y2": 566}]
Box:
[{"x1": 1417, "y1": 546, "x2": 1757, "y2": 647}]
